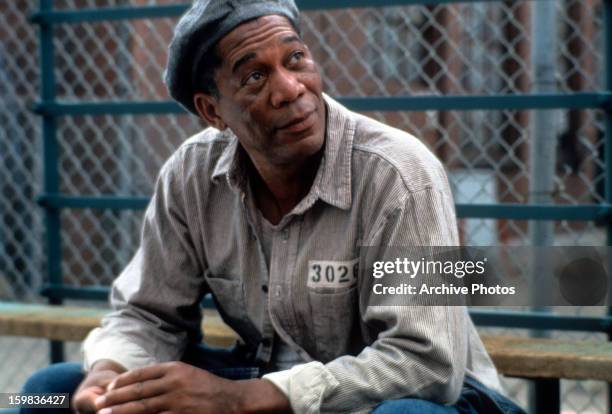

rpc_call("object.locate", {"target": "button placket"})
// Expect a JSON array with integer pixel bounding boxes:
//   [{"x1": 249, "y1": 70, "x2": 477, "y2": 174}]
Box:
[
  {"x1": 242, "y1": 193, "x2": 277, "y2": 364},
  {"x1": 269, "y1": 219, "x2": 308, "y2": 356},
  {"x1": 266, "y1": 224, "x2": 290, "y2": 351},
  {"x1": 286, "y1": 220, "x2": 301, "y2": 335}
]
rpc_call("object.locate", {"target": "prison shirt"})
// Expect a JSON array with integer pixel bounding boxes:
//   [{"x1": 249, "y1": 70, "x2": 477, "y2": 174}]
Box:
[
  {"x1": 83, "y1": 95, "x2": 503, "y2": 414},
  {"x1": 252, "y1": 198, "x2": 305, "y2": 372}
]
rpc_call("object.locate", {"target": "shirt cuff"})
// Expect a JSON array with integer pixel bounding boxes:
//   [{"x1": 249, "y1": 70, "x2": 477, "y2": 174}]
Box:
[
  {"x1": 262, "y1": 361, "x2": 340, "y2": 414},
  {"x1": 82, "y1": 327, "x2": 158, "y2": 372}
]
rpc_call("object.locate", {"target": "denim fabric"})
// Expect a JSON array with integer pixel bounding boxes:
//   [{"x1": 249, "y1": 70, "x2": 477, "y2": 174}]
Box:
[
  {"x1": 180, "y1": 343, "x2": 260, "y2": 380},
  {"x1": 373, "y1": 398, "x2": 458, "y2": 414},
  {"x1": 20, "y1": 362, "x2": 83, "y2": 414},
  {"x1": 458, "y1": 376, "x2": 526, "y2": 414},
  {"x1": 372, "y1": 376, "x2": 526, "y2": 414}
]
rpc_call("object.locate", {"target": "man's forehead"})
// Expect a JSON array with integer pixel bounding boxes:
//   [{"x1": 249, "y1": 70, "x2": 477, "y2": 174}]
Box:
[{"x1": 216, "y1": 15, "x2": 300, "y2": 62}]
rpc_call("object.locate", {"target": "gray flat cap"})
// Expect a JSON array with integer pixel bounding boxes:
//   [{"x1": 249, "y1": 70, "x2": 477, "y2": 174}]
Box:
[{"x1": 164, "y1": 0, "x2": 301, "y2": 115}]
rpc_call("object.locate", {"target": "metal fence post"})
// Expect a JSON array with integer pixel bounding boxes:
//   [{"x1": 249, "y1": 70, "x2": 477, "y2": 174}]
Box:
[
  {"x1": 604, "y1": 1, "x2": 612, "y2": 413},
  {"x1": 38, "y1": 0, "x2": 64, "y2": 363},
  {"x1": 529, "y1": 1, "x2": 559, "y2": 410}
]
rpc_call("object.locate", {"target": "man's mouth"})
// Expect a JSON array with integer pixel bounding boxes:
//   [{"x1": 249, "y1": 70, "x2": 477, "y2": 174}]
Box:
[{"x1": 278, "y1": 111, "x2": 316, "y2": 133}]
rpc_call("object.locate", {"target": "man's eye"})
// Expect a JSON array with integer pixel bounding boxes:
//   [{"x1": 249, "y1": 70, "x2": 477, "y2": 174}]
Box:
[
  {"x1": 244, "y1": 72, "x2": 264, "y2": 85},
  {"x1": 289, "y1": 51, "x2": 305, "y2": 64}
]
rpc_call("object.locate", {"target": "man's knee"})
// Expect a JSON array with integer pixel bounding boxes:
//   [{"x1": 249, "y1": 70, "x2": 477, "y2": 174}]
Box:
[
  {"x1": 22, "y1": 362, "x2": 84, "y2": 394},
  {"x1": 372, "y1": 398, "x2": 459, "y2": 414}
]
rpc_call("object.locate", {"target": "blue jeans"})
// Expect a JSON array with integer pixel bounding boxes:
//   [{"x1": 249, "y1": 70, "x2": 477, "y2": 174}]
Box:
[
  {"x1": 21, "y1": 345, "x2": 524, "y2": 414},
  {"x1": 372, "y1": 376, "x2": 526, "y2": 414}
]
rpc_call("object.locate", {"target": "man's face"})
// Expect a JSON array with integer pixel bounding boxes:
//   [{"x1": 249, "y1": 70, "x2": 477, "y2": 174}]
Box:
[{"x1": 196, "y1": 15, "x2": 326, "y2": 168}]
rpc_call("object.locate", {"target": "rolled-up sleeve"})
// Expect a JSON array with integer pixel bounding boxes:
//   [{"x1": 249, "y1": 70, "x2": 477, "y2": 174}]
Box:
[
  {"x1": 264, "y1": 183, "x2": 466, "y2": 413},
  {"x1": 83, "y1": 153, "x2": 207, "y2": 371}
]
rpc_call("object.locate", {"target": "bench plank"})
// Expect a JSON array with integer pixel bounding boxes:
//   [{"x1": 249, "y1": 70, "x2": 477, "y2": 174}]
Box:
[
  {"x1": 481, "y1": 335, "x2": 612, "y2": 382},
  {"x1": 0, "y1": 303, "x2": 106, "y2": 341},
  {"x1": 2, "y1": 302, "x2": 612, "y2": 381},
  {"x1": 0, "y1": 302, "x2": 237, "y2": 347}
]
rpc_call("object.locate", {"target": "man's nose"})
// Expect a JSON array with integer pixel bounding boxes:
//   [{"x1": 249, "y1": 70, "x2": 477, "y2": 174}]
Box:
[{"x1": 270, "y1": 69, "x2": 305, "y2": 108}]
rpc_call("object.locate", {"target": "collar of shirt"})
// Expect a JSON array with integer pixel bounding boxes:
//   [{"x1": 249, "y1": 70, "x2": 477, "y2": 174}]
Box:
[{"x1": 210, "y1": 94, "x2": 355, "y2": 215}]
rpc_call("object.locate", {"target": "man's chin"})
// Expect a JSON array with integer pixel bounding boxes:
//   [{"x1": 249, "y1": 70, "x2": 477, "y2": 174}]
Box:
[{"x1": 274, "y1": 131, "x2": 325, "y2": 162}]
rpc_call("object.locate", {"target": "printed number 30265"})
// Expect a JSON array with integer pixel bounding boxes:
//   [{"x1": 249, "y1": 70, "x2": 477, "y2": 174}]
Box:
[{"x1": 308, "y1": 259, "x2": 358, "y2": 288}]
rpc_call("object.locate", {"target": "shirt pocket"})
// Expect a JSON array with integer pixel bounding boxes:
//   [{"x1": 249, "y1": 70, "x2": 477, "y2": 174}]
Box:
[{"x1": 308, "y1": 285, "x2": 358, "y2": 362}]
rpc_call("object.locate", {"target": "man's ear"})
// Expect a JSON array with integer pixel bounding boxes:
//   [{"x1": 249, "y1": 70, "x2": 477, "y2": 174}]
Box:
[{"x1": 194, "y1": 93, "x2": 227, "y2": 130}]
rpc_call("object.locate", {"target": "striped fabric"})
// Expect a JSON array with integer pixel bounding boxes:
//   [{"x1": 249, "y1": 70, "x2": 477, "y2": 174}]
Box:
[{"x1": 83, "y1": 95, "x2": 502, "y2": 413}]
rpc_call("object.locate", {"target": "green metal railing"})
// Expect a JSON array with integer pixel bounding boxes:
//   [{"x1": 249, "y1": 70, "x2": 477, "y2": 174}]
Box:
[{"x1": 31, "y1": 1, "x2": 612, "y2": 412}]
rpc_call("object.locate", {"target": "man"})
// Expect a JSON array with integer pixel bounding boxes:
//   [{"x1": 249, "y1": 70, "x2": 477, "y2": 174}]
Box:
[{"x1": 22, "y1": 1, "x2": 525, "y2": 413}]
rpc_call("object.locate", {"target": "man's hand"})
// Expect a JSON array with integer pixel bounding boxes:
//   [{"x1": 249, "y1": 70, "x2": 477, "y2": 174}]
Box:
[
  {"x1": 72, "y1": 359, "x2": 126, "y2": 414},
  {"x1": 95, "y1": 361, "x2": 291, "y2": 414}
]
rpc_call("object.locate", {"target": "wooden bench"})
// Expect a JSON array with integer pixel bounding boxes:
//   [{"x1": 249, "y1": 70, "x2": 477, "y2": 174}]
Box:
[
  {"x1": 2, "y1": 301, "x2": 612, "y2": 412},
  {"x1": 0, "y1": 302, "x2": 236, "y2": 348}
]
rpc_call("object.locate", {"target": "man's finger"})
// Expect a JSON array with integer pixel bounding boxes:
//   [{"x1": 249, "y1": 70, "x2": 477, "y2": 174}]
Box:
[
  {"x1": 96, "y1": 378, "x2": 167, "y2": 409},
  {"x1": 98, "y1": 395, "x2": 166, "y2": 414},
  {"x1": 108, "y1": 364, "x2": 168, "y2": 390},
  {"x1": 73, "y1": 386, "x2": 106, "y2": 414}
]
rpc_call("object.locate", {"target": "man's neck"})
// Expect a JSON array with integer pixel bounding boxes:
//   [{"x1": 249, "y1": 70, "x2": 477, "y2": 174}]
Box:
[{"x1": 250, "y1": 152, "x2": 322, "y2": 225}]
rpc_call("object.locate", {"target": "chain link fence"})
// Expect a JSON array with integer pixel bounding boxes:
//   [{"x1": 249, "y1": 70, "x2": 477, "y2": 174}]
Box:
[{"x1": 0, "y1": 0, "x2": 607, "y2": 411}]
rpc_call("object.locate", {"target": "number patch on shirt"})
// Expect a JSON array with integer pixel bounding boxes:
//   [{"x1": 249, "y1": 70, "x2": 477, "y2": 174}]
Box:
[{"x1": 307, "y1": 259, "x2": 359, "y2": 288}]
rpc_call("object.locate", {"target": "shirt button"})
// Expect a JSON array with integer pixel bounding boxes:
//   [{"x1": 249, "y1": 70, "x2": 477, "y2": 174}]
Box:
[
  {"x1": 261, "y1": 284, "x2": 268, "y2": 293},
  {"x1": 282, "y1": 229, "x2": 289, "y2": 241}
]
